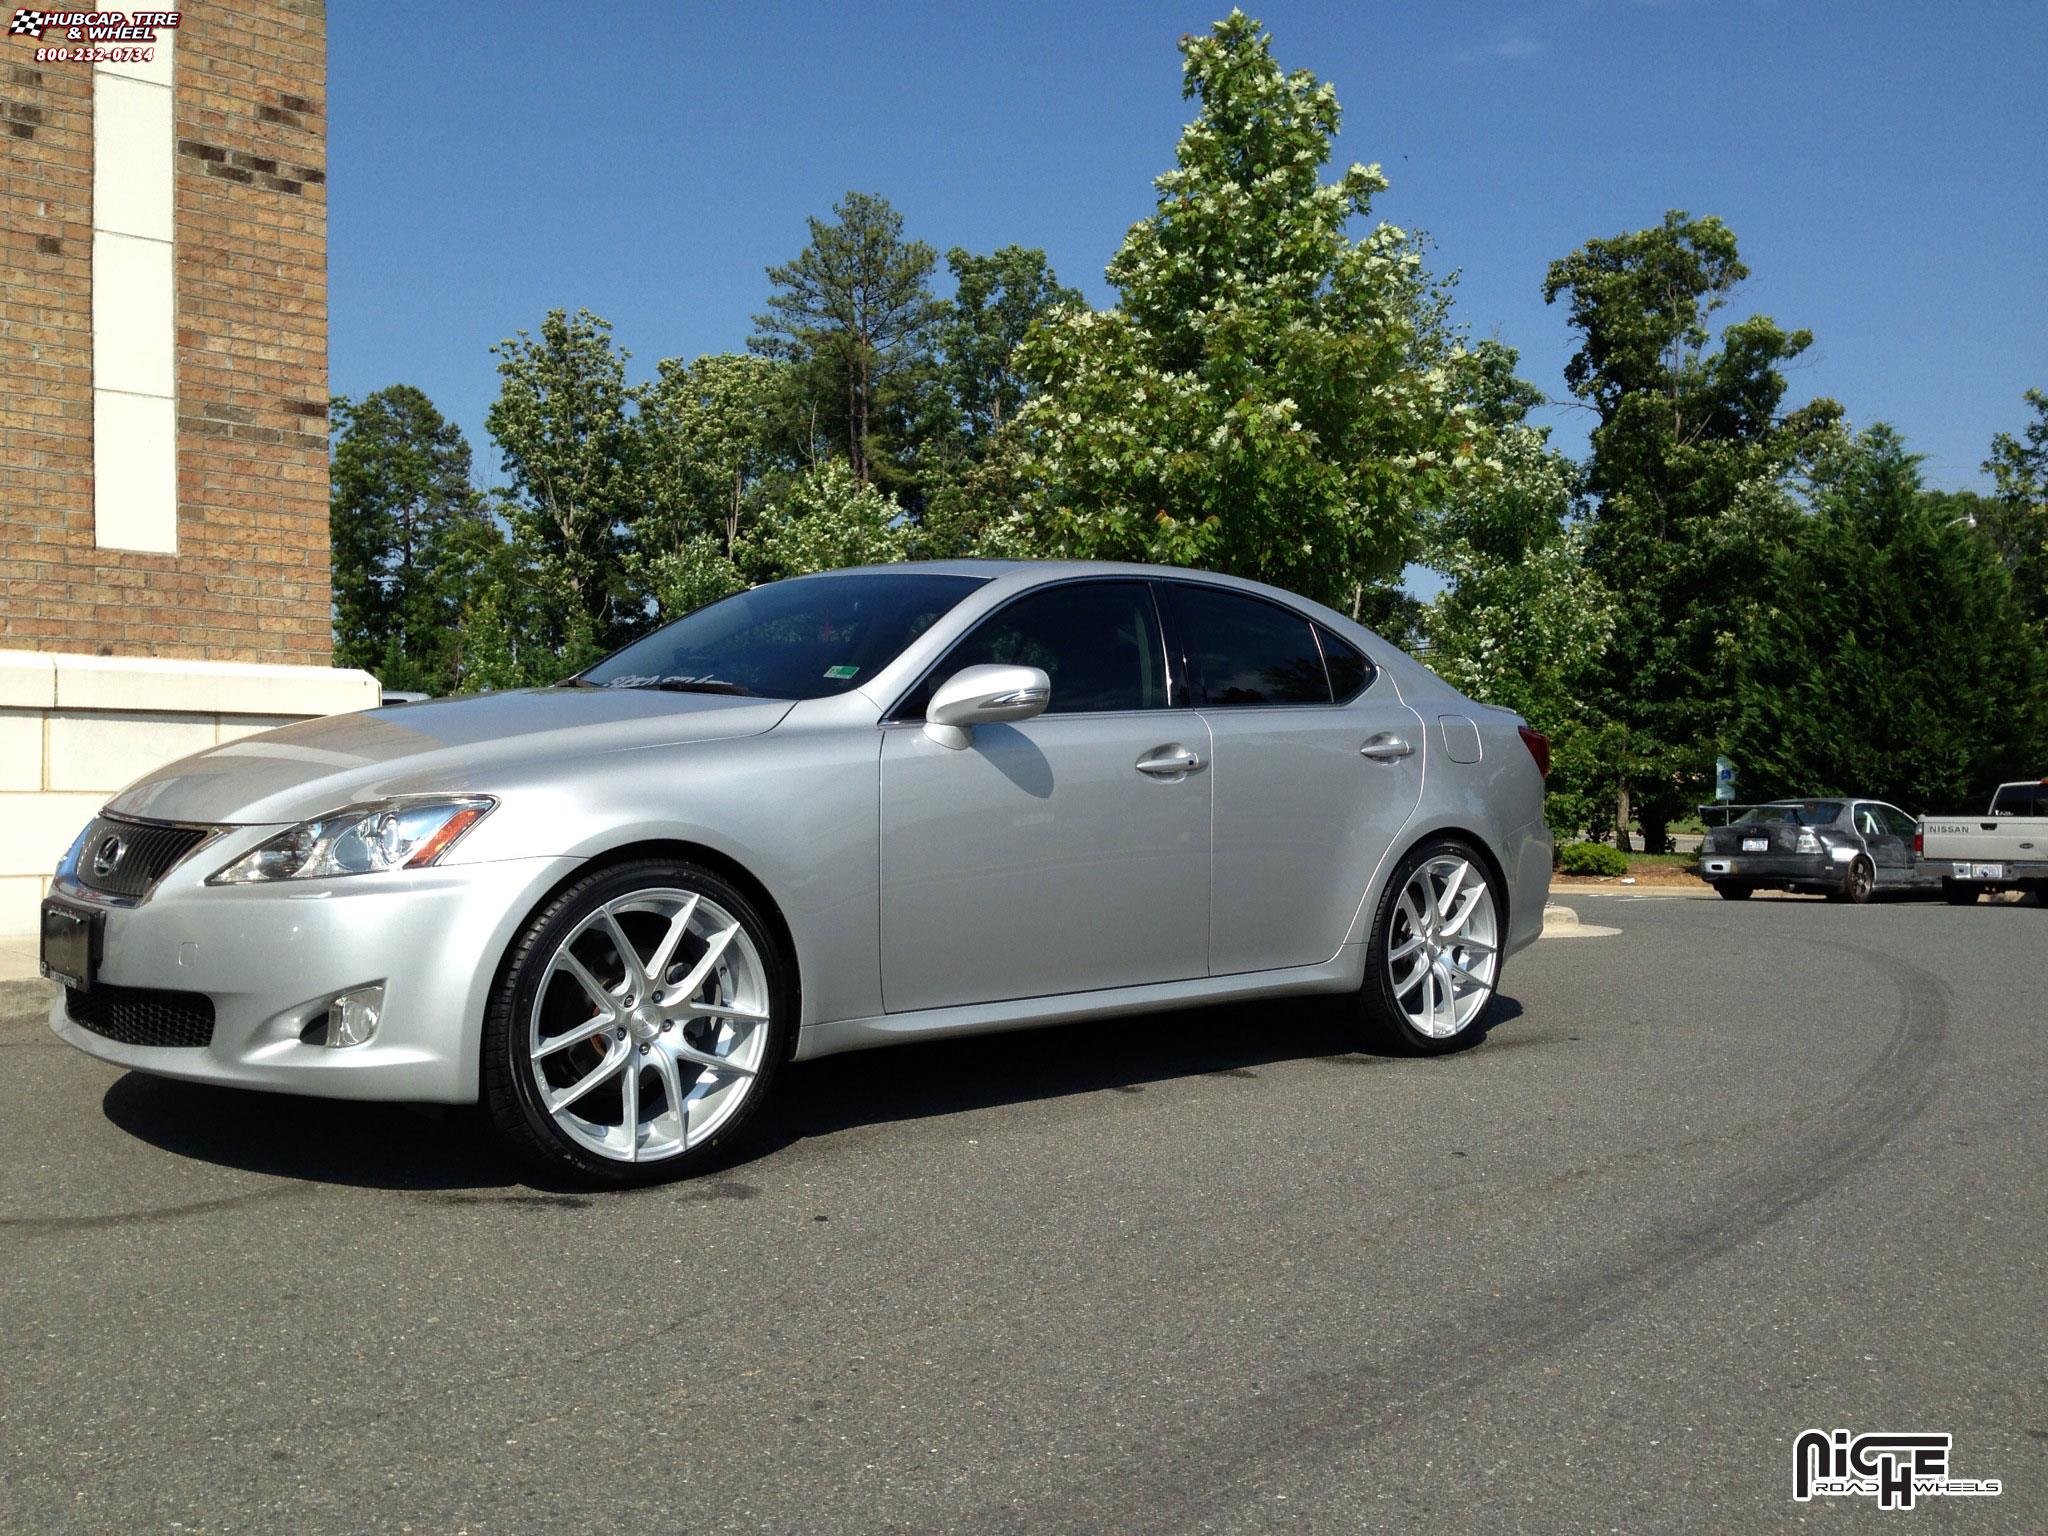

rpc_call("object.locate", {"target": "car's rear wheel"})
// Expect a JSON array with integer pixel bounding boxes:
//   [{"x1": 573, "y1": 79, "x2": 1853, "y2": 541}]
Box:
[
  {"x1": 1942, "y1": 881, "x2": 1981, "y2": 906},
  {"x1": 1714, "y1": 882, "x2": 1754, "y2": 901},
  {"x1": 1832, "y1": 856, "x2": 1875, "y2": 905},
  {"x1": 483, "y1": 859, "x2": 791, "y2": 1186},
  {"x1": 1360, "y1": 838, "x2": 1503, "y2": 1054}
]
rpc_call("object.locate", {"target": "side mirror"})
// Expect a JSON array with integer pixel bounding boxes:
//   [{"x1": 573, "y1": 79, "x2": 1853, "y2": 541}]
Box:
[{"x1": 924, "y1": 664, "x2": 1051, "y2": 750}]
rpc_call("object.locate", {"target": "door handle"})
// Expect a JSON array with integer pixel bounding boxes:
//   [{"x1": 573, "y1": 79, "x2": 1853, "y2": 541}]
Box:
[
  {"x1": 1135, "y1": 745, "x2": 1204, "y2": 778},
  {"x1": 1360, "y1": 734, "x2": 1413, "y2": 761}
]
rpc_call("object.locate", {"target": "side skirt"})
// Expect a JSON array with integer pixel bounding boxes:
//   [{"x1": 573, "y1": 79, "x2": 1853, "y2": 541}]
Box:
[{"x1": 793, "y1": 946, "x2": 1366, "y2": 1062}]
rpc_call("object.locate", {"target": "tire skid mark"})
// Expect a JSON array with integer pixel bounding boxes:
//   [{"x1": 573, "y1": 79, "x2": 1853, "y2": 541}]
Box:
[
  {"x1": 978, "y1": 940, "x2": 1950, "y2": 1536},
  {"x1": 1, "y1": 1183, "x2": 305, "y2": 1235}
]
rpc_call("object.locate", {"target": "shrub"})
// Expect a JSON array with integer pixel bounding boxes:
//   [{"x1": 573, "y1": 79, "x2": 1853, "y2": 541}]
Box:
[{"x1": 1558, "y1": 840, "x2": 1629, "y2": 877}]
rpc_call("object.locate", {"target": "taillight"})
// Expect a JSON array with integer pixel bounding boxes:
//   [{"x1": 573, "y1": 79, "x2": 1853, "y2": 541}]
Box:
[
  {"x1": 1518, "y1": 725, "x2": 1550, "y2": 779},
  {"x1": 1913, "y1": 828, "x2": 1923, "y2": 855}
]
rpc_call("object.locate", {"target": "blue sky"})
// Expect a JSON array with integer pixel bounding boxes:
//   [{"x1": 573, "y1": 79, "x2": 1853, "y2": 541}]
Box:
[{"x1": 330, "y1": 1, "x2": 2047, "y2": 495}]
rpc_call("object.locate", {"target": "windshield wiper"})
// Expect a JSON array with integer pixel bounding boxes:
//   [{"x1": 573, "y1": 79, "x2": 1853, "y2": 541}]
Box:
[{"x1": 633, "y1": 679, "x2": 752, "y2": 696}]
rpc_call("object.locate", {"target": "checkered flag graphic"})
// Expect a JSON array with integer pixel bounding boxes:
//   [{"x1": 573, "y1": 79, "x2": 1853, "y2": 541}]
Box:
[{"x1": 9, "y1": 10, "x2": 49, "y2": 36}]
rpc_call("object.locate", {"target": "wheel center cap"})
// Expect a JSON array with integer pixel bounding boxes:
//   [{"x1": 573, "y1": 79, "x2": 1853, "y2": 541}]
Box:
[{"x1": 627, "y1": 1005, "x2": 662, "y2": 1043}]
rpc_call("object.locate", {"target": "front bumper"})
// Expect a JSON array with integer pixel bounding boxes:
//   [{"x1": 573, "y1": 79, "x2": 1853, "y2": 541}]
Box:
[
  {"x1": 47, "y1": 842, "x2": 580, "y2": 1103},
  {"x1": 1698, "y1": 852, "x2": 1841, "y2": 888}
]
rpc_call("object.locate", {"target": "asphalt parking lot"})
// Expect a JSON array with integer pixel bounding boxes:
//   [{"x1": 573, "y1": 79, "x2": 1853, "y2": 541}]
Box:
[{"x1": 2, "y1": 892, "x2": 2042, "y2": 1533}]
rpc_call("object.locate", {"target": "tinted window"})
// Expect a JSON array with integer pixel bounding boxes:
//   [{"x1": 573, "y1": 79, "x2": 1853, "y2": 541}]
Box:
[
  {"x1": 582, "y1": 571, "x2": 984, "y2": 701},
  {"x1": 904, "y1": 580, "x2": 1166, "y2": 717},
  {"x1": 1172, "y1": 585, "x2": 1331, "y2": 706},
  {"x1": 1991, "y1": 784, "x2": 2041, "y2": 816},
  {"x1": 1879, "y1": 806, "x2": 1918, "y2": 837},
  {"x1": 1316, "y1": 625, "x2": 1374, "y2": 700},
  {"x1": 1734, "y1": 802, "x2": 1844, "y2": 827}
]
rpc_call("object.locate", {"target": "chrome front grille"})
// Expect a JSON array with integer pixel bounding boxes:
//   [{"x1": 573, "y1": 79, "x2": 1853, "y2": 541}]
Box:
[{"x1": 70, "y1": 816, "x2": 217, "y2": 899}]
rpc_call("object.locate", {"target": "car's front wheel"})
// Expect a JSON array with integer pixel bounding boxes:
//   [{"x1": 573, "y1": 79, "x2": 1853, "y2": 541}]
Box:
[
  {"x1": 483, "y1": 859, "x2": 792, "y2": 1186},
  {"x1": 1359, "y1": 838, "x2": 1504, "y2": 1054}
]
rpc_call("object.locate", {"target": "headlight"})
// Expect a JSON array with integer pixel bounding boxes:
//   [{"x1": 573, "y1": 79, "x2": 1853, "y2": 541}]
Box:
[{"x1": 208, "y1": 797, "x2": 494, "y2": 885}]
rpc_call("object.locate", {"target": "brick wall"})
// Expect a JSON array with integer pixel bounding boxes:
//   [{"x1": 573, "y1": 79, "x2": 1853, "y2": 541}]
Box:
[{"x1": 0, "y1": 0, "x2": 329, "y2": 663}]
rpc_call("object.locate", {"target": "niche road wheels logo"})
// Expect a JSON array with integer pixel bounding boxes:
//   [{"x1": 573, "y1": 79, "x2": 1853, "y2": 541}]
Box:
[{"x1": 1793, "y1": 1428, "x2": 2002, "y2": 1511}]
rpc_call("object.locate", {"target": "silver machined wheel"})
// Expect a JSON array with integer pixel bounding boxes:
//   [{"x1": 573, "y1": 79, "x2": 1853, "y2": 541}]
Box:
[
  {"x1": 1387, "y1": 854, "x2": 1500, "y2": 1040},
  {"x1": 526, "y1": 887, "x2": 771, "y2": 1164}
]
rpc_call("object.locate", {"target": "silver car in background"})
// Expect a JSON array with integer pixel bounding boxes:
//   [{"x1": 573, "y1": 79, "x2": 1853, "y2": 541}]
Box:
[{"x1": 44, "y1": 561, "x2": 1554, "y2": 1185}]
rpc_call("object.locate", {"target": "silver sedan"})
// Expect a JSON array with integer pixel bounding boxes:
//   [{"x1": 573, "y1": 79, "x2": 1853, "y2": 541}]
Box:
[{"x1": 44, "y1": 561, "x2": 1554, "y2": 1184}]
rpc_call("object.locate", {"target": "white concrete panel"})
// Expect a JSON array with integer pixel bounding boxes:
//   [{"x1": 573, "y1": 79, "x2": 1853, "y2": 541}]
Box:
[
  {"x1": 0, "y1": 651, "x2": 58, "y2": 709},
  {"x1": 92, "y1": 388, "x2": 177, "y2": 552},
  {"x1": 91, "y1": 231, "x2": 175, "y2": 399},
  {"x1": 92, "y1": 73, "x2": 174, "y2": 241},
  {"x1": 0, "y1": 793, "x2": 104, "y2": 877},
  {"x1": 95, "y1": 28, "x2": 173, "y2": 87},
  {"x1": 0, "y1": 877, "x2": 44, "y2": 941},
  {"x1": 215, "y1": 715, "x2": 306, "y2": 744},
  {"x1": 0, "y1": 711, "x2": 43, "y2": 792},
  {"x1": 47, "y1": 710, "x2": 219, "y2": 792},
  {"x1": 56, "y1": 655, "x2": 381, "y2": 716}
]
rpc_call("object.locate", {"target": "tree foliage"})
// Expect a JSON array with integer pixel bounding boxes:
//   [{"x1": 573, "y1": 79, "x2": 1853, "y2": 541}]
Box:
[
  {"x1": 486, "y1": 309, "x2": 643, "y2": 660},
  {"x1": 1728, "y1": 427, "x2": 2048, "y2": 810},
  {"x1": 1543, "y1": 210, "x2": 1841, "y2": 847},
  {"x1": 1011, "y1": 10, "x2": 1479, "y2": 611},
  {"x1": 751, "y1": 192, "x2": 943, "y2": 491},
  {"x1": 329, "y1": 386, "x2": 494, "y2": 694}
]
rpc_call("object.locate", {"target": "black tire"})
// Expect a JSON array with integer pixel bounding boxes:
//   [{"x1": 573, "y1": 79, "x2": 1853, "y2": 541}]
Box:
[
  {"x1": 482, "y1": 858, "x2": 793, "y2": 1187},
  {"x1": 1359, "y1": 837, "x2": 1505, "y2": 1055},
  {"x1": 1714, "y1": 882, "x2": 1754, "y2": 901},
  {"x1": 1828, "y1": 857, "x2": 1875, "y2": 905},
  {"x1": 1942, "y1": 881, "x2": 1981, "y2": 907}
]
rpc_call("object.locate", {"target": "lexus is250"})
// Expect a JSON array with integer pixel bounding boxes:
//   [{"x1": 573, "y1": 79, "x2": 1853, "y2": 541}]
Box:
[{"x1": 45, "y1": 562, "x2": 1554, "y2": 1185}]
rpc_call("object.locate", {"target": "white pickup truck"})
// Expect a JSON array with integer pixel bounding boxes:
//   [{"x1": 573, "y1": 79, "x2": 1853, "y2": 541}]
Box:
[{"x1": 1919, "y1": 780, "x2": 2048, "y2": 905}]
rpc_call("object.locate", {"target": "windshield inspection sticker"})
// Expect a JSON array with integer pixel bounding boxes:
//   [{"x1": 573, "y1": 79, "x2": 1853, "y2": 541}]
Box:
[{"x1": 823, "y1": 665, "x2": 860, "y2": 680}]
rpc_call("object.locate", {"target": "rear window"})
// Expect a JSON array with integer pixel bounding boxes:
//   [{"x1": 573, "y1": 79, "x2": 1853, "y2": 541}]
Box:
[
  {"x1": 1991, "y1": 784, "x2": 2043, "y2": 816},
  {"x1": 1734, "y1": 802, "x2": 1842, "y2": 827}
]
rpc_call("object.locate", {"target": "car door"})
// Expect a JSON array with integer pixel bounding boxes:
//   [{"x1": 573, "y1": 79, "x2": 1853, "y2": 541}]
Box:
[
  {"x1": 1162, "y1": 582, "x2": 1424, "y2": 976},
  {"x1": 877, "y1": 579, "x2": 1211, "y2": 1014},
  {"x1": 1854, "y1": 802, "x2": 1910, "y2": 884}
]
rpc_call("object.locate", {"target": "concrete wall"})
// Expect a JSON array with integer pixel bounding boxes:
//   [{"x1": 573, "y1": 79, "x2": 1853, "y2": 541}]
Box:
[{"x1": 0, "y1": 648, "x2": 377, "y2": 933}]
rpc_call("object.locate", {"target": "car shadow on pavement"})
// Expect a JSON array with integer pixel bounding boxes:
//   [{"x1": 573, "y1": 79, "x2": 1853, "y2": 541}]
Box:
[
  {"x1": 96, "y1": 992, "x2": 1523, "y2": 1192},
  {"x1": 99, "y1": 1075, "x2": 533, "y2": 1192},
  {"x1": 757, "y1": 992, "x2": 1524, "y2": 1152}
]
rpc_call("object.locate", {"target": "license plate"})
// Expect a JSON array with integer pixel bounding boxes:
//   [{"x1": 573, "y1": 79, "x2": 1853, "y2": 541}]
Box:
[
  {"x1": 40, "y1": 900, "x2": 100, "y2": 990},
  {"x1": 1952, "y1": 861, "x2": 2005, "y2": 880},
  {"x1": 1742, "y1": 837, "x2": 1769, "y2": 853}
]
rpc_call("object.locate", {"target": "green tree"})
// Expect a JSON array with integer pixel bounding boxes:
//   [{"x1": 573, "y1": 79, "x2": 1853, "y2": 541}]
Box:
[
  {"x1": 1981, "y1": 388, "x2": 2048, "y2": 622},
  {"x1": 934, "y1": 245, "x2": 1079, "y2": 457},
  {"x1": 487, "y1": 308, "x2": 643, "y2": 656},
  {"x1": 1423, "y1": 344, "x2": 1616, "y2": 837},
  {"x1": 328, "y1": 385, "x2": 490, "y2": 694},
  {"x1": 1010, "y1": 10, "x2": 1478, "y2": 611},
  {"x1": 751, "y1": 192, "x2": 943, "y2": 490},
  {"x1": 1729, "y1": 426, "x2": 2048, "y2": 809},
  {"x1": 744, "y1": 459, "x2": 907, "y2": 582},
  {"x1": 1543, "y1": 210, "x2": 1841, "y2": 848}
]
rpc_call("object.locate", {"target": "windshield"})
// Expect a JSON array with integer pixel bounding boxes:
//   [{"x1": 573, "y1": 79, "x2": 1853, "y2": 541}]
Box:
[
  {"x1": 579, "y1": 571, "x2": 987, "y2": 701},
  {"x1": 1733, "y1": 802, "x2": 1842, "y2": 827}
]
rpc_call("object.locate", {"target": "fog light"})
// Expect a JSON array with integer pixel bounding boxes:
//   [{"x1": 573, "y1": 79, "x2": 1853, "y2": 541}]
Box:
[{"x1": 323, "y1": 984, "x2": 383, "y2": 1048}]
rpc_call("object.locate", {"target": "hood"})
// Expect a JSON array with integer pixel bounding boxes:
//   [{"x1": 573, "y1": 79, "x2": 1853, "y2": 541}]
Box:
[{"x1": 106, "y1": 687, "x2": 795, "y2": 826}]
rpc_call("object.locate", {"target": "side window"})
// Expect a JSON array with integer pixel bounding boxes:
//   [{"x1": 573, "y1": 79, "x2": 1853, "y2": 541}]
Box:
[
  {"x1": 1854, "y1": 805, "x2": 1882, "y2": 838},
  {"x1": 1881, "y1": 806, "x2": 1918, "y2": 838},
  {"x1": 1171, "y1": 584, "x2": 1332, "y2": 706},
  {"x1": 1315, "y1": 624, "x2": 1376, "y2": 701},
  {"x1": 901, "y1": 581, "x2": 1166, "y2": 718}
]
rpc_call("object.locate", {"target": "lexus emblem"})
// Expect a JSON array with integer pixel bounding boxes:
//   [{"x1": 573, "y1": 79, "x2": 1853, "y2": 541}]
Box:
[{"x1": 91, "y1": 833, "x2": 127, "y2": 879}]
